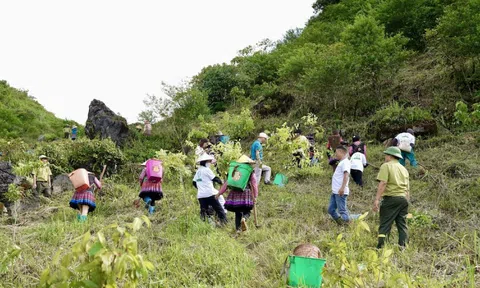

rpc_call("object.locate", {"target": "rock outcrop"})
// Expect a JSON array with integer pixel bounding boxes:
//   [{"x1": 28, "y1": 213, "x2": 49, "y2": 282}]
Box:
[
  {"x1": 85, "y1": 99, "x2": 129, "y2": 146},
  {"x1": 52, "y1": 174, "x2": 74, "y2": 195}
]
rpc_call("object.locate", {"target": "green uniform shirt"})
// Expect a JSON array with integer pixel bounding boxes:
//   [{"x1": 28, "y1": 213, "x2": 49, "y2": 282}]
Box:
[
  {"x1": 376, "y1": 159, "x2": 409, "y2": 197},
  {"x1": 33, "y1": 164, "x2": 52, "y2": 182}
]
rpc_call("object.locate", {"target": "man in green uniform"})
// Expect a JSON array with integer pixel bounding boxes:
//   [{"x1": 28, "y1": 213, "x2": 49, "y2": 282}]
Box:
[
  {"x1": 32, "y1": 155, "x2": 52, "y2": 198},
  {"x1": 373, "y1": 147, "x2": 410, "y2": 249}
]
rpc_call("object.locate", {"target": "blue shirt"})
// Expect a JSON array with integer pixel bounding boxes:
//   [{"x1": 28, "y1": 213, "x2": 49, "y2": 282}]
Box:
[{"x1": 250, "y1": 140, "x2": 263, "y2": 160}]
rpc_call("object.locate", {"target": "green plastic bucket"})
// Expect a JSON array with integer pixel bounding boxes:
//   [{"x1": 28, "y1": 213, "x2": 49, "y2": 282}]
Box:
[
  {"x1": 227, "y1": 162, "x2": 253, "y2": 191},
  {"x1": 273, "y1": 173, "x2": 288, "y2": 187},
  {"x1": 288, "y1": 256, "x2": 326, "y2": 287}
]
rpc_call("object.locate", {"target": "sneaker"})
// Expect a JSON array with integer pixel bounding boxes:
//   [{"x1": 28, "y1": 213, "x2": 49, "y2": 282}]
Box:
[
  {"x1": 264, "y1": 181, "x2": 272, "y2": 185},
  {"x1": 241, "y1": 218, "x2": 248, "y2": 231},
  {"x1": 148, "y1": 206, "x2": 155, "y2": 215}
]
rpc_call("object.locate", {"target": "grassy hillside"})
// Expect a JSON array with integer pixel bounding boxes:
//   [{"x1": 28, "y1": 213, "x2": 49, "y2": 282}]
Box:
[
  {"x1": 1, "y1": 133, "x2": 479, "y2": 287},
  {"x1": 0, "y1": 80, "x2": 78, "y2": 141}
]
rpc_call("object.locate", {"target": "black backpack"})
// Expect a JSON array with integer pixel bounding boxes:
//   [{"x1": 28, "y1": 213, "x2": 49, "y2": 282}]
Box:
[{"x1": 350, "y1": 142, "x2": 366, "y2": 155}]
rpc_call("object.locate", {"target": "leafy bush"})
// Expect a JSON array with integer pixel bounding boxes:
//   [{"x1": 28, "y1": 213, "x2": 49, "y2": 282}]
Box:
[
  {"x1": 368, "y1": 102, "x2": 436, "y2": 140},
  {"x1": 454, "y1": 101, "x2": 480, "y2": 132},
  {"x1": 39, "y1": 217, "x2": 153, "y2": 288},
  {"x1": 219, "y1": 108, "x2": 255, "y2": 140}
]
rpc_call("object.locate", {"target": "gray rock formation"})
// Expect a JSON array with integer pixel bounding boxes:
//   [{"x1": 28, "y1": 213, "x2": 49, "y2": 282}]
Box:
[
  {"x1": 85, "y1": 99, "x2": 129, "y2": 146},
  {"x1": 52, "y1": 174, "x2": 74, "y2": 195}
]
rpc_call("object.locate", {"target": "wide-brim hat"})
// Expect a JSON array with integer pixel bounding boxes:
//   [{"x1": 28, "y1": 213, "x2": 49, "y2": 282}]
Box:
[
  {"x1": 196, "y1": 154, "x2": 215, "y2": 163},
  {"x1": 39, "y1": 155, "x2": 48, "y2": 160},
  {"x1": 216, "y1": 131, "x2": 224, "y2": 136},
  {"x1": 259, "y1": 132, "x2": 269, "y2": 139},
  {"x1": 383, "y1": 147, "x2": 403, "y2": 159},
  {"x1": 237, "y1": 155, "x2": 255, "y2": 164}
]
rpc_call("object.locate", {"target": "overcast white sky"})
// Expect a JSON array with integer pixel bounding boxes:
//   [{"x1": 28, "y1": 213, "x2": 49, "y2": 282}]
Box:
[{"x1": 0, "y1": 0, "x2": 313, "y2": 124}]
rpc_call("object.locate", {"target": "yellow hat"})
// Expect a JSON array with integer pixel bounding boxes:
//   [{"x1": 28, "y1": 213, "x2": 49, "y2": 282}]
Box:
[{"x1": 237, "y1": 155, "x2": 255, "y2": 164}]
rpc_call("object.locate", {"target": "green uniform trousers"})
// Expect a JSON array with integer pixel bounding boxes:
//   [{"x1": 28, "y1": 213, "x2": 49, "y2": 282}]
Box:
[
  {"x1": 35, "y1": 181, "x2": 51, "y2": 197},
  {"x1": 377, "y1": 196, "x2": 408, "y2": 248}
]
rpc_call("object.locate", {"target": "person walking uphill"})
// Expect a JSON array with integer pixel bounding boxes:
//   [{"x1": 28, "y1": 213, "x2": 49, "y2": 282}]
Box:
[
  {"x1": 251, "y1": 132, "x2": 271, "y2": 185},
  {"x1": 69, "y1": 169, "x2": 101, "y2": 222},
  {"x1": 328, "y1": 146, "x2": 352, "y2": 224},
  {"x1": 138, "y1": 159, "x2": 164, "y2": 215},
  {"x1": 193, "y1": 154, "x2": 227, "y2": 225},
  {"x1": 217, "y1": 155, "x2": 258, "y2": 232},
  {"x1": 394, "y1": 128, "x2": 418, "y2": 168},
  {"x1": 32, "y1": 155, "x2": 52, "y2": 198},
  {"x1": 373, "y1": 147, "x2": 410, "y2": 249}
]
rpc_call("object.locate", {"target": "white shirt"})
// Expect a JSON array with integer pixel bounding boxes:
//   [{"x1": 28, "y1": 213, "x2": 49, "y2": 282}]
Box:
[
  {"x1": 332, "y1": 157, "x2": 351, "y2": 195},
  {"x1": 395, "y1": 133, "x2": 415, "y2": 145},
  {"x1": 193, "y1": 166, "x2": 216, "y2": 199},
  {"x1": 350, "y1": 152, "x2": 367, "y2": 172}
]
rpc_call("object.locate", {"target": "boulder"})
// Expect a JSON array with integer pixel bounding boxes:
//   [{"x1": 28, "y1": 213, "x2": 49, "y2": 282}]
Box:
[
  {"x1": 0, "y1": 162, "x2": 21, "y2": 216},
  {"x1": 52, "y1": 174, "x2": 74, "y2": 195},
  {"x1": 85, "y1": 99, "x2": 129, "y2": 146}
]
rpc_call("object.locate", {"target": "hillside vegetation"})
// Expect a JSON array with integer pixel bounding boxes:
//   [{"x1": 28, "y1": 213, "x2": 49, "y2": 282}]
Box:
[
  {"x1": 0, "y1": 81, "x2": 79, "y2": 141},
  {"x1": 1, "y1": 0, "x2": 480, "y2": 287}
]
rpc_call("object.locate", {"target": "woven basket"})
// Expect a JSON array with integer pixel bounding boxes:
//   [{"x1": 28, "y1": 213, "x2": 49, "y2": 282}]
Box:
[{"x1": 292, "y1": 244, "x2": 322, "y2": 259}]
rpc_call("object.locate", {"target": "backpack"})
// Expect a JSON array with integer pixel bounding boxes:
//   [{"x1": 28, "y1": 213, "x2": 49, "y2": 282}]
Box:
[
  {"x1": 145, "y1": 159, "x2": 163, "y2": 183},
  {"x1": 227, "y1": 162, "x2": 254, "y2": 191},
  {"x1": 350, "y1": 142, "x2": 366, "y2": 155},
  {"x1": 69, "y1": 168, "x2": 90, "y2": 192}
]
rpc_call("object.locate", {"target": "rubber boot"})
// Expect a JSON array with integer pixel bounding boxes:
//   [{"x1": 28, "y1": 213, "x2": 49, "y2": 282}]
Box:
[
  {"x1": 79, "y1": 215, "x2": 87, "y2": 223},
  {"x1": 76, "y1": 214, "x2": 81, "y2": 221},
  {"x1": 144, "y1": 197, "x2": 152, "y2": 209},
  {"x1": 148, "y1": 206, "x2": 155, "y2": 215}
]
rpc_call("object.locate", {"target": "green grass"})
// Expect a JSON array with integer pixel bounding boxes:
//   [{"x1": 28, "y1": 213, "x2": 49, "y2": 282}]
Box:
[{"x1": 1, "y1": 134, "x2": 479, "y2": 287}]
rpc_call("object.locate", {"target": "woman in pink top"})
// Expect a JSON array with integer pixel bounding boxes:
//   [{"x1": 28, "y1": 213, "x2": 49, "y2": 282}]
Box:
[
  {"x1": 216, "y1": 156, "x2": 258, "y2": 232},
  {"x1": 138, "y1": 161, "x2": 163, "y2": 215}
]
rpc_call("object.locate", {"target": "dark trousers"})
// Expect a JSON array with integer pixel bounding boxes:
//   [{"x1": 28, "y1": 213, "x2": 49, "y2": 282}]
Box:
[
  {"x1": 198, "y1": 196, "x2": 227, "y2": 224},
  {"x1": 35, "y1": 181, "x2": 51, "y2": 197},
  {"x1": 351, "y1": 169, "x2": 363, "y2": 187},
  {"x1": 377, "y1": 196, "x2": 409, "y2": 248},
  {"x1": 235, "y1": 211, "x2": 251, "y2": 231}
]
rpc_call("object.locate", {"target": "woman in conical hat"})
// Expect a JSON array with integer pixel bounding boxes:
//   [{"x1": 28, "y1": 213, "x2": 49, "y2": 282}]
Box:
[{"x1": 216, "y1": 155, "x2": 258, "y2": 232}]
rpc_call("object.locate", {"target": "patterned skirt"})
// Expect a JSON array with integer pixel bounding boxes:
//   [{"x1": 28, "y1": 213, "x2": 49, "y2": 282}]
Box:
[
  {"x1": 224, "y1": 189, "x2": 254, "y2": 213},
  {"x1": 69, "y1": 190, "x2": 96, "y2": 212},
  {"x1": 139, "y1": 190, "x2": 163, "y2": 201}
]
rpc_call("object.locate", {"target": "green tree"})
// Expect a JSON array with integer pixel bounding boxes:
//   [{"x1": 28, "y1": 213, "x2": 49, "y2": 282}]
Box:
[
  {"x1": 341, "y1": 15, "x2": 409, "y2": 108},
  {"x1": 375, "y1": 0, "x2": 446, "y2": 51},
  {"x1": 193, "y1": 64, "x2": 248, "y2": 113}
]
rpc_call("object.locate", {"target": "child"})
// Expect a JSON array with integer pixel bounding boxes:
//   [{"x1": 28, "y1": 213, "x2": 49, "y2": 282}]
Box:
[
  {"x1": 217, "y1": 155, "x2": 258, "y2": 232},
  {"x1": 138, "y1": 160, "x2": 163, "y2": 215},
  {"x1": 350, "y1": 151, "x2": 367, "y2": 187},
  {"x1": 193, "y1": 154, "x2": 227, "y2": 225},
  {"x1": 327, "y1": 146, "x2": 351, "y2": 224},
  {"x1": 69, "y1": 170, "x2": 101, "y2": 222}
]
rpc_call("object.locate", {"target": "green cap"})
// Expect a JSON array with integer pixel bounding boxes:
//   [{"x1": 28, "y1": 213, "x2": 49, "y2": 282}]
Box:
[{"x1": 383, "y1": 147, "x2": 403, "y2": 159}]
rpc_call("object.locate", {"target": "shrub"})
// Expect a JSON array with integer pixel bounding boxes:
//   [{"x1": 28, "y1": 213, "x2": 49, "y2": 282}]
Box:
[
  {"x1": 368, "y1": 102, "x2": 436, "y2": 140},
  {"x1": 39, "y1": 217, "x2": 153, "y2": 287},
  {"x1": 454, "y1": 101, "x2": 480, "y2": 132},
  {"x1": 220, "y1": 109, "x2": 255, "y2": 140}
]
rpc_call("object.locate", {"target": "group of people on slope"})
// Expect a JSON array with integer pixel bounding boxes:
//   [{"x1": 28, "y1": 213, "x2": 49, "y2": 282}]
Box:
[
  {"x1": 33, "y1": 127, "x2": 417, "y2": 246},
  {"x1": 327, "y1": 128, "x2": 417, "y2": 249},
  {"x1": 62, "y1": 125, "x2": 78, "y2": 140}
]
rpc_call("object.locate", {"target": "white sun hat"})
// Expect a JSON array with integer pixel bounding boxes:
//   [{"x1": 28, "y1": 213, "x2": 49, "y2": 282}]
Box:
[
  {"x1": 196, "y1": 154, "x2": 215, "y2": 163},
  {"x1": 259, "y1": 132, "x2": 269, "y2": 139}
]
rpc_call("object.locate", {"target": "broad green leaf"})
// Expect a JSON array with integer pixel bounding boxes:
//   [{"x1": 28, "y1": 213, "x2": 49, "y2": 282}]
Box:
[
  {"x1": 359, "y1": 221, "x2": 370, "y2": 232},
  {"x1": 80, "y1": 280, "x2": 100, "y2": 288},
  {"x1": 88, "y1": 241, "x2": 104, "y2": 257},
  {"x1": 132, "y1": 217, "x2": 143, "y2": 232}
]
